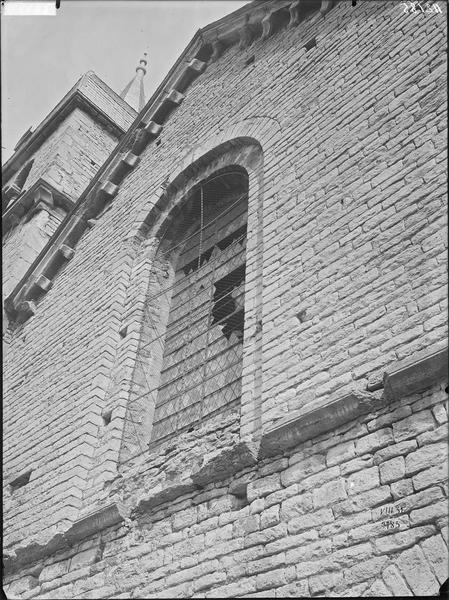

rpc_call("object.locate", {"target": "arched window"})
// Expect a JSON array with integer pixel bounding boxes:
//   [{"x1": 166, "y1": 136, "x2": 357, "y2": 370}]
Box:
[{"x1": 146, "y1": 167, "x2": 249, "y2": 447}]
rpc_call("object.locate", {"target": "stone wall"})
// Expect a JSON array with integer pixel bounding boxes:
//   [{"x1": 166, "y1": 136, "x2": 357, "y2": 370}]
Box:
[
  {"x1": 3, "y1": 0, "x2": 448, "y2": 597},
  {"x1": 4, "y1": 383, "x2": 448, "y2": 598}
]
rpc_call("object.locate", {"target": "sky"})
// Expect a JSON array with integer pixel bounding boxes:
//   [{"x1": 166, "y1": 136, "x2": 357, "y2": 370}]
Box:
[{"x1": 1, "y1": 0, "x2": 249, "y2": 163}]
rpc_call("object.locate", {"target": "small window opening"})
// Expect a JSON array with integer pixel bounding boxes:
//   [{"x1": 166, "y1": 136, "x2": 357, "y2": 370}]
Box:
[
  {"x1": 10, "y1": 470, "x2": 32, "y2": 491},
  {"x1": 156, "y1": 139, "x2": 162, "y2": 146},
  {"x1": 102, "y1": 410, "x2": 112, "y2": 426},
  {"x1": 212, "y1": 265, "x2": 246, "y2": 340},
  {"x1": 304, "y1": 38, "x2": 317, "y2": 52},
  {"x1": 296, "y1": 309, "x2": 307, "y2": 323}
]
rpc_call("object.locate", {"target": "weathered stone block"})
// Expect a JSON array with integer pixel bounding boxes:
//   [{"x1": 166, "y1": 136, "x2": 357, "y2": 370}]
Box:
[
  {"x1": 309, "y1": 571, "x2": 343, "y2": 594},
  {"x1": 313, "y1": 479, "x2": 347, "y2": 508},
  {"x1": 373, "y1": 439, "x2": 417, "y2": 465},
  {"x1": 39, "y1": 560, "x2": 69, "y2": 582},
  {"x1": 281, "y1": 454, "x2": 325, "y2": 487},
  {"x1": 8, "y1": 575, "x2": 39, "y2": 596},
  {"x1": 260, "y1": 504, "x2": 279, "y2": 529},
  {"x1": 379, "y1": 456, "x2": 406, "y2": 484},
  {"x1": 280, "y1": 493, "x2": 313, "y2": 520},
  {"x1": 326, "y1": 440, "x2": 355, "y2": 467},
  {"x1": 355, "y1": 428, "x2": 394, "y2": 456},
  {"x1": 288, "y1": 508, "x2": 334, "y2": 534},
  {"x1": 420, "y1": 534, "x2": 449, "y2": 584},
  {"x1": 382, "y1": 564, "x2": 413, "y2": 596},
  {"x1": 347, "y1": 466, "x2": 380, "y2": 495},
  {"x1": 343, "y1": 556, "x2": 389, "y2": 585},
  {"x1": 373, "y1": 525, "x2": 436, "y2": 554},
  {"x1": 395, "y1": 546, "x2": 439, "y2": 595},
  {"x1": 247, "y1": 474, "x2": 281, "y2": 502},
  {"x1": 410, "y1": 501, "x2": 448, "y2": 527},
  {"x1": 405, "y1": 441, "x2": 447, "y2": 475},
  {"x1": 392, "y1": 410, "x2": 436, "y2": 443},
  {"x1": 391, "y1": 478, "x2": 414, "y2": 500},
  {"x1": 412, "y1": 462, "x2": 448, "y2": 491}
]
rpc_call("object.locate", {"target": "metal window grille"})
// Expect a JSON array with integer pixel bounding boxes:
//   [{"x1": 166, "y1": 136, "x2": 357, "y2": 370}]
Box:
[{"x1": 145, "y1": 171, "x2": 248, "y2": 447}]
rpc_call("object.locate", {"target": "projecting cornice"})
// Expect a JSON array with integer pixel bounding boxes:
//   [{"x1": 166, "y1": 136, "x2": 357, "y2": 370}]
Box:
[{"x1": 3, "y1": 0, "x2": 336, "y2": 324}]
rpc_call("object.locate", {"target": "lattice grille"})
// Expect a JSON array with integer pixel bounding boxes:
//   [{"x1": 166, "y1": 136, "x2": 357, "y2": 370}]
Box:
[{"x1": 146, "y1": 171, "x2": 248, "y2": 447}]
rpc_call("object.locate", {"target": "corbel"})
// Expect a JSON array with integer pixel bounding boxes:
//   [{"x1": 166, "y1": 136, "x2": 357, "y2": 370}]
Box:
[
  {"x1": 140, "y1": 117, "x2": 163, "y2": 138},
  {"x1": 121, "y1": 151, "x2": 140, "y2": 170},
  {"x1": 99, "y1": 181, "x2": 119, "y2": 199},
  {"x1": 239, "y1": 14, "x2": 256, "y2": 49},
  {"x1": 166, "y1": 89, "x2": 185, "y2": 106},
  {"x1": 174, "y1": 58, "x2": 207, "y2": 93},
  {"x1": 210, "y1": 37, "x2": 226, "y2": 62},
  {"x1": 259, "y1": 389, "x2": 385, "y2": 458},
  {"x1": 320, "y1": 0, "x2": 334, "y2": 15},
  {"x1": 129, "y1": 128, "x2": 150, "y2": 156},
  {"x1": 261, "y1": 8, "x2": 276, "y2": 40},
  {"x1": 109, "y1": 152, "x2": 140, "y2": 185},
  {"x1": 59, "y1": 244, "x2": 75, "y2": 260},
  {"x1": 17, "y1": 300, "x2": 36, "y2": 320},
  {"x1": 289, "y1": 0, "x2": 301, "y2": 27},
  {"x1": 188, "y1": 58, "x2": 207, "y2": 74},
  {"x1": 35, "y1": 275, "x2": 52, "y2": 293}
]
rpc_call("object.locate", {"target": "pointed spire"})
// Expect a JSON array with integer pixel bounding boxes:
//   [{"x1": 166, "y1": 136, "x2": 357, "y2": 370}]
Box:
[{"x1": 120, "y1": 52, "x2": 148, "y2": 112}]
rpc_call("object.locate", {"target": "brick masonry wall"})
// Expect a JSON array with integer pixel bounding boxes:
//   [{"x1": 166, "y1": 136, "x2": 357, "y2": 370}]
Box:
[
  {"x1": 3, "y1": 0, "x2": 448, "y2": 596},
  {"x1": 4, "y1": 383, "x2": 448, "y2": 598}
]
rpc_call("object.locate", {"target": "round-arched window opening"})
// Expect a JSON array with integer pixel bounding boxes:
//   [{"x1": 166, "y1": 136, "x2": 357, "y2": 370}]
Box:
[{"x1": 146, "y1": 167, "x2": 249, "y2": 447}]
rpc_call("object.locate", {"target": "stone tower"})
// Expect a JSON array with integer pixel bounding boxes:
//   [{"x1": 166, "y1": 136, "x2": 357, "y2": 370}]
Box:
[
  {"x1": 2, "y1": 71, "x2": 136, "y2": 329},
  {"x1": 3, "y1": 1, "x2": 448, "y2": 598}
]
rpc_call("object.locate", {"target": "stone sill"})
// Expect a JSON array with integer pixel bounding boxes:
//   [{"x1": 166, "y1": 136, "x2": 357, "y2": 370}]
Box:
[
  {"x1": 259, "y1": 389, "x2": 385, "y2": 458},
  {"x1": 260, "y1": 342, "x2": 448, "y2": 458},
  {"x1": 383, "y1": 342, "x2": 448, "y2": 400}
]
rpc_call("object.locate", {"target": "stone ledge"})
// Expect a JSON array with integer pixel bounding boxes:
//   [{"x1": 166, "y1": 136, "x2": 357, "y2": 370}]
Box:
[
  {"x1": 383, "y1": 343, "x2": 448, "y2": 401},
  {"x1": 259, "y1": 389, "x2": 384, "y2": 458},
  {"x1": 65, "y1": 502, "x2": 125, "y2": 544},
  {"x1": 3, "y1": 503, "x2": 126, "y2": 576}
]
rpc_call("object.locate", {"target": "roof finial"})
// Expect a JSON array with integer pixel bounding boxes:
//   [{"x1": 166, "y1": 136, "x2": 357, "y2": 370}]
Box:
[
  {"x1": 120, "y1": 51, "x2": 148, "y2": 112},
  {"x1": 136, "y1": 52, "x2": 148, "y2": 75}
]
